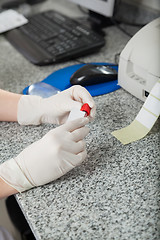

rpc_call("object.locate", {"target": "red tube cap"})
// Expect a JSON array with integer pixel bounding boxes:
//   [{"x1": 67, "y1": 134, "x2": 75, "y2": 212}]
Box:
[{"x1": 81, "y1": 103, "x2": 91, "y2": 116}]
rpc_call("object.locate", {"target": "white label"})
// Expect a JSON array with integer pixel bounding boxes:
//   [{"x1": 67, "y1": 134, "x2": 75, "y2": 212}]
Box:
[
  {"x1": 67, "y1": 109, "x2": 86, "y2": 122},
  {"x1": 0, "y1": 10, "x2": 28, "y2": 34}
]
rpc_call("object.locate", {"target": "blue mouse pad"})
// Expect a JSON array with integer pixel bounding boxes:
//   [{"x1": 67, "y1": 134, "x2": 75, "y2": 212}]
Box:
[{"x1": 23, "y1": 62, "x2": 120, "y2": 97}]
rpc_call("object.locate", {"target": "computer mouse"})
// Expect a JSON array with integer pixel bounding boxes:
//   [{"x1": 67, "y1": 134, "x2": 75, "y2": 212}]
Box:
[
  {"x1": 27, "y1": 82, "x2": 61, "y2": 98},
  {"x1": 70, "y1": 64, "x2": 118, "y2": 86}
]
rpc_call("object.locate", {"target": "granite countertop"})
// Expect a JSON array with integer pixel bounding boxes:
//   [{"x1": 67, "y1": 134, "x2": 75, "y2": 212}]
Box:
[{"x1": 0, "y1": 0, "x2": 160, "y2": 239}]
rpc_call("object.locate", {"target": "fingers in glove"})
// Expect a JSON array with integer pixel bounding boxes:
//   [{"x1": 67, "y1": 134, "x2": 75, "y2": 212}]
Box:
[
  {"x1": 89, "y1": 104, "x2": 96, "y2": 120},
  {"x1": 63, "y1": 149, "x2": 87, "y2": 168},
  {"x1": 71, "y1": 126, "x2": 90, "y2": 142},
  {"x1": 64, "y1": 117, "x2": 89, "y2": 132},
  {"x1": 63, "y1": 139, "x2": 86, "y2": 154},
  {"x1": 72, "y1": 148, "x2": 87, "y2": 166},
  {"x1": 71, "y1": 86, "x2": 94, "y2": 106},
  {"x1": 72, "y1": 86, "x2": 96, "y2": 115},
  {"x1": 77, "y1": 149, "x2": 87, "y2": 164}
]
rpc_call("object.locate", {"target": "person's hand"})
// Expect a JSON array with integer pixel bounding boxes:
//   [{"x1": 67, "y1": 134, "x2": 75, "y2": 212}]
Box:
[
  {"x1": 0, "y1": 118, "x2": 89, "y2": 192},
  {"x1": 18, "y1": 85, "x2": 96, "y2": 125}
]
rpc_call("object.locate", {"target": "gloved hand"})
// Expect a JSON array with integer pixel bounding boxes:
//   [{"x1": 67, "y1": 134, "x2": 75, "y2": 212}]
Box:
[
  {"x1": 0, "y1": 118, "x2": 89, "y2": 192},
  {"x1": 18, "y1": 85, "x2": 96, "y2": 125}
]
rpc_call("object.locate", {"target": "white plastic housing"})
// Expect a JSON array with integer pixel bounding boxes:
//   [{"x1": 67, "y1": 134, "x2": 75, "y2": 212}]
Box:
[{"x1": 118, "y1": 17, "x2": 160, "y2": 101}]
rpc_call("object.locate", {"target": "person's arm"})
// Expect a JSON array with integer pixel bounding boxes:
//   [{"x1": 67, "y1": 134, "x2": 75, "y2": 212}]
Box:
[
  {"x1": 0, "y1": 89, "x2": 20, "y2": 198},
  {"x1": 0, "y1": 118, "x2": 89, "y2": 198},
  {"x1": 17, "y1": 85, "x2": 96, "y2": 125},
  {"x1": 0, "y1": 86, "x2": 95, "y2": 198},
  {"x1": 0, "y1": 89, "x2": 21, "y2": 122},
  {"x1": 0, "y1": 177, "x2": 18, "y2": 199},
  {"x1": 0, "y1": 86, "x2": 96, "y2": 125}
]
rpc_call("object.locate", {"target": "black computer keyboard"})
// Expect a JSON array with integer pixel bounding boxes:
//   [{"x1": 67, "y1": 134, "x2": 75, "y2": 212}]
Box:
[{"x1": 5, "y1": 10, "x2": 105, "y2": 65}]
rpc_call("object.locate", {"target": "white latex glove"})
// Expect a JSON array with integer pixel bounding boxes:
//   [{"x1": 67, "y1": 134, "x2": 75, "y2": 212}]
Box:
[
  {"x1": 0, "y1": 118, "x2": 89, "y2": 192},
  {"x1": 18, "y1": 85, "x2": 96, "y2": 125}
]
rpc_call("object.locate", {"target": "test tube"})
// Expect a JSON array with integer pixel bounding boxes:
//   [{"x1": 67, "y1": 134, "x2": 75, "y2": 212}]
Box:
[{"x1": 67, "y1": 103, "x2": 91, "y2": 122}]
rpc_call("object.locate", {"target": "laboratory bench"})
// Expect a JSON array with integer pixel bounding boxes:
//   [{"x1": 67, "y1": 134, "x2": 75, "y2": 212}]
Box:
[{"x1": 0, "y1": 0, "x2": 160, "y2": 239}]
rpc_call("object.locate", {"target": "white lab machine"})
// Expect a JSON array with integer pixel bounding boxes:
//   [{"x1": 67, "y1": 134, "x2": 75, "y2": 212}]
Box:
[{"x1": 118, "y1": 17, "x2": 160, "y2": 102}]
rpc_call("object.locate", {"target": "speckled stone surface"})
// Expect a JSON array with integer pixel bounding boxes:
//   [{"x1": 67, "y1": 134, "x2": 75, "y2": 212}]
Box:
[{"x1": 0, "y1": 1, "x2": 160, "y2": 240}]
